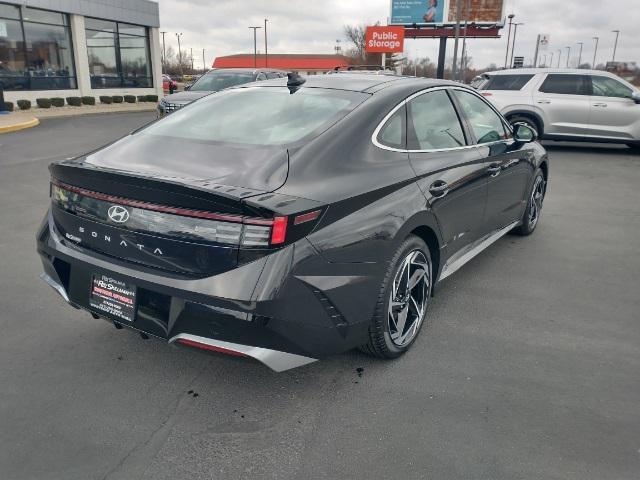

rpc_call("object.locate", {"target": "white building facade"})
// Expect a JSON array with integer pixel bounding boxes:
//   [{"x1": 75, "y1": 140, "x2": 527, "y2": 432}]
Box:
[{"x1": 0, "y1": 0, "x2": 162, "y2": 103}]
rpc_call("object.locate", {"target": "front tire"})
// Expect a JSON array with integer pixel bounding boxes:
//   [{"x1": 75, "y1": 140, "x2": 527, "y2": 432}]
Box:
[
  {"x1": 360, "y1": 235, "x2": 432, "y2": 359},
  {"x1": 513, "y1": 169, "x2": 546, "y2": 236}
]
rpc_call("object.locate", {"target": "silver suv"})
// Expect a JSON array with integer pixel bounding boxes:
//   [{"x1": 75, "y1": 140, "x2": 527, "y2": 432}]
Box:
[{"x1": 474, "y1": 68, "x2": 640, "y2": 149}]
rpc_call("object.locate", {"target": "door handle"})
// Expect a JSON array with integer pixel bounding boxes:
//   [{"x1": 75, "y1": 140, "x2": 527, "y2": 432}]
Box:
[
  {"x1": 429, "y1": 180, "x2": 449, "y2": 197},
  {"x1": 487, "y1": 163, "x2": 502, "y2": 177},
  {"x1": 593, "y1": 103, "x2": 608, "y2": 107},
  {"x1": 536, "y1": 100, "x2": 551, "y2": 104}
]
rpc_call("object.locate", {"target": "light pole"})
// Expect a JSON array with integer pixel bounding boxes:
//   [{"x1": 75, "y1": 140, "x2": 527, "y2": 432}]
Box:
[
  {"x1": 190, "y1": 47, "x2": 193, "y2": 73},
  {"x1": 557, "y1": 49, "x2": 561, "y2": 68},
  {"x1": 550, "y1": 51, "x2": 554, "y2": 68},
  {"x1": 202, "y1": 49, "x2": 206, "y2": 73},
  {"x1": 175, "y1": 33, "x2": 183, "y2": 76},
  {"x1": 249, "y1": 26, "x2": 261, "y2": 68},
  {"x1": 504, "y1": 14, "x2": 515, "y2": 68},
  {"x1": 264, "y1": 19, "x2": 268, "y2": 67},
  {"x1": 510, "y1": 23, "x2": 524, "y2": 68},
  {"x1": 565, "y1": 46, "x2": 571, "y2": 67},
  {"x1": 541, "y1": 54, "x2": 546, "y2": 67},
  {"x1": 611, "y1": 30, "x2": 620, "y2": 62},
  {"x1": 160, "y1": 31, "x2": 167, "y2": 71},
  {"x1": 577, "y1": 42, "x2": 583, "y2": 68},
  {"x1": 592, "y1": 36, "x2": 599, "y2": 68}
]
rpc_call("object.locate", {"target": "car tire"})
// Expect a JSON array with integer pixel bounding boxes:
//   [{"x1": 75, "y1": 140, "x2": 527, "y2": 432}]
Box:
[
  {"x1": 508, "y1": 115, "x2": 542, "y2": 137},
  {"x1": 360, "y1": 235, "x2": 432, "y2": 359},
  {"x1": 513, "y1": 169, "x2": 546, "y2": 236}
]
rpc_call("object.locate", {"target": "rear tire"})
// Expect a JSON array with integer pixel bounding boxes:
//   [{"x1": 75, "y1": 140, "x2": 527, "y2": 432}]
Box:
[
  {"x1": 513, "y1": 169, "x2": 546, "y2": 236},
  {"x1": 360, "y1": 235, "x2": 432, "y2": 359}
]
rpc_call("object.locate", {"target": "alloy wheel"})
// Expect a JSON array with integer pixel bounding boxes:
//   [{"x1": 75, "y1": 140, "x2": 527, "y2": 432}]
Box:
[
  {"x1": 388, "y1": 250, "x2": 430, "y2": 347},
  {"x1": 528, "y1": 175, "x2": 545, "y2": 229}
]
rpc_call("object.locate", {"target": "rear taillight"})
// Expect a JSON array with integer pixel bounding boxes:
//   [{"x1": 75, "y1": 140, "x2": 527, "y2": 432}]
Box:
[
  {"x1": 270, "y1": 217, "x2": 288, "y2": 245},
  {"x1": 481, "y1": 92, "x2": 492, "y2": 97}
]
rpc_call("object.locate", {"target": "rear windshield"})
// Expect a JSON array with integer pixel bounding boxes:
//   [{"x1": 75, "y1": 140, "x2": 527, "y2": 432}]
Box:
[
  {"x1": 143, "y1": 87, "x2": 368, "y2": 146},
  {"x1": 190, "y1": 71, "x2": 255, "y2": 91},
  {"x1": 483, "y1": 74, "x2": 534, "y2": 90}
]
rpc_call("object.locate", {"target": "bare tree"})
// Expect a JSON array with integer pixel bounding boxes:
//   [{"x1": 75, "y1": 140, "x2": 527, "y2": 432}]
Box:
[{"x1": 343, "y1": 24, "x2": 368, "y2": 60}]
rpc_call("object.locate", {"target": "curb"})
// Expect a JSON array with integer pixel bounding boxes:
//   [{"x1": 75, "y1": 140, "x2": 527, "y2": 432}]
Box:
[{"x1": 0, "y1": 117, "x2": 40, "y2": 134}]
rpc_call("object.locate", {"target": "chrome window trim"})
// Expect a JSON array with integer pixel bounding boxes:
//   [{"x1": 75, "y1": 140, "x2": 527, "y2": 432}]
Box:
[{"x1": 372, "y1": 85, "x2": 514, "y2": 154}]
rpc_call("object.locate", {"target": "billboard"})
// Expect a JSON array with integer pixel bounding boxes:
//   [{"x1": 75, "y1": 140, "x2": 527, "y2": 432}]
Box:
[
  {"x1": 390, "y1": 0, "x2": 505, "y2": 26},
  {"x1": 365, "y1": 26, "x2": 405, "y2": 53}
]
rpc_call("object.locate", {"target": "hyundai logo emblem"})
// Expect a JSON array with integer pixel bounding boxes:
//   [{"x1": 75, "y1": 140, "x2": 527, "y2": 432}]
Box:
[{"x1": 107, "y1": 205, "x2": 130, "y2": 223}]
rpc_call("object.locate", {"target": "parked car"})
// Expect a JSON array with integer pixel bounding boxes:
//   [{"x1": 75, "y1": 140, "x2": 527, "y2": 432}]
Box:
[
  {"x1": 157, "y1": 68, "x2": 287, "y2": 116},
  {"x1": 162, "y1": 74, "x2": 178, "y2": 93},
  {"x1": 475, "y1": 68, "x2": 640, "y2": 149},
  {"x1": 38, "y1": 73, "x2": 548, "y2": 371}
]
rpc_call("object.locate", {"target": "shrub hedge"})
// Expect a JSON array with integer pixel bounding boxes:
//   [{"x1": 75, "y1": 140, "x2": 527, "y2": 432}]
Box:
[
  {"x1": 17, "y1": 100, "x2": 31, "y2": 110},
  {"x1": 137, "y1": 95, "x2": 147, "y2": 102},
  {"x1": 112, "y1": 95, "x2": 124, "y2": 103},
  {"x1": 81, "y1": 96, "x2": 95, "y2": 105},
  {"x1": 36, "y1": 98, "x2": 52, "y2": 108},
  {"x1": 66, "y1": 97, "x2": 82, "y2": 107},
  {"x1": 99, "y1": 96, "x2": 113, "y2": 104},
  {"x1": 146, "y1": 95, "x2": 158, "y2": 102},
  {"x1": 2, "y1": 101, "x2": 14, "y2": 112},
  {"x1": 51, "y1": 97, "x2": 65, "y2": 107},
  {"x1": 124, "y1": 95, "x2": 136, "y2": 103}
]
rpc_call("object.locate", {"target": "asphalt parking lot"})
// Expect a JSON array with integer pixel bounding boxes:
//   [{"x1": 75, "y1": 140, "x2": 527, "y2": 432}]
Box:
[{"x1": 1, "y1": 112, "x2": 639, "y2": 480}]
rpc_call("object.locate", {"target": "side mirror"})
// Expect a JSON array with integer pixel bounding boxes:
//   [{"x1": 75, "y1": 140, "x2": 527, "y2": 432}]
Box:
[
  {"x1": 631, "y1": 91, "x2": 640, "y2": 104},
  {"x1": 184, "y1": 83, "x2": 191, "y2": 91},
  {"x1": 513, "y1": 122, "x2": 537, "y2": 143}
]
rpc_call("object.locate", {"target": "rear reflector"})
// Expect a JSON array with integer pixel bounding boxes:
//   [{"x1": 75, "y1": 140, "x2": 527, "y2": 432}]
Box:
[
  {"x1": 177, "y1": 338, "x2": 247, "y2": 356},
  {"x1": 481, "y1": 92, "x2": 492, "y2": 96},
  {"x1": 293, "y1": 209, "x2": 321, "y2": 225},
  {"x1": 270, "y1": 216, "x2": 288, "y2": 244}
]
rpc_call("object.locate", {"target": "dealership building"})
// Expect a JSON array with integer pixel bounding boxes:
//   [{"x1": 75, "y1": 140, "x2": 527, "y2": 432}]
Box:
[{"x1": 0, "y1": 0, "x2": 162, "y2": 103}]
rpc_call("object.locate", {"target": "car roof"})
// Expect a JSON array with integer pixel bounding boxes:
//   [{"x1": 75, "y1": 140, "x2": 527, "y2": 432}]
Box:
[
  {"x1": 486, "y1": 68, "x2": 616, "y2": 76},
  {"x1": 245, "y1": 73, "x2": 458, "y2": 93}
]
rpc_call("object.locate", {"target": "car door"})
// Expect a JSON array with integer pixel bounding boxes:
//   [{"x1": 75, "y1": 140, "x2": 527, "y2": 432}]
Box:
[
  {"x1": 451, "y1": 88, "x2": 532, "y2": 232},
  {"x1": 533, "y1": 73, "x2": 591, "y2": 136},
  {"x1": 406, "y1": 88, "x2": 488, "y2": 256},
  {"x1": 588, "y1": 75, "x2": 640, "y2": 140}
]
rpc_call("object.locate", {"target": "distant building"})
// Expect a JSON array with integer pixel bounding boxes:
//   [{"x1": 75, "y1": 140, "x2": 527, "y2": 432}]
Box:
[
  {"x1": 212, "y1": 54, "x2": 354, "y2": 75},
  {"x1": 0, "y1": 0, "x2": 162, "y2": 102}
]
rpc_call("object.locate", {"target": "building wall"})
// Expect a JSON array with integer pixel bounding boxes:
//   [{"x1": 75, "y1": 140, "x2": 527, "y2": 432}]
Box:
[{"x1": 2, "y1": 0, "x2": 162, "y2": 103}]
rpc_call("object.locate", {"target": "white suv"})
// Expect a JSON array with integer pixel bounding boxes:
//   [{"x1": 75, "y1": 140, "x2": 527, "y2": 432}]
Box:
[{"x1": 474, "y1": 68, "x2": 640, "y2": 149}]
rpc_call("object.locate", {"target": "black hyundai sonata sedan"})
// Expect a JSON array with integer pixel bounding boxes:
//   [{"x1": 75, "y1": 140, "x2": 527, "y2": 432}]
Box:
[{"x1": 37, "y1": 73, "x2": 548, "y2": 371}]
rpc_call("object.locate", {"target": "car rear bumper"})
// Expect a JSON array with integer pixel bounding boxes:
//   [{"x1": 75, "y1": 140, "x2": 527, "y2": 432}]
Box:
[{"x1": 36, "y1": 210, "x2": 377, "y2": 371}]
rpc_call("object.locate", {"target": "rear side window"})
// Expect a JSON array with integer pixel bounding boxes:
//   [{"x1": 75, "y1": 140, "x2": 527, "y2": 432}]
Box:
[
  {"x1": 266, "y1": 72, "x2": 280, "y2": 79},
  {"x1": 539, "y1": 74, "x2": 589, "y2": 95},
  {"x1": 407, "y1": 90, "x2": 466, "y2": 150},
  {"x1": 484, "y1": 74, "x2": 534, "y2": 91},
  {"x1": 377, "y1": 105, "x2": 405, "y2": 149}
]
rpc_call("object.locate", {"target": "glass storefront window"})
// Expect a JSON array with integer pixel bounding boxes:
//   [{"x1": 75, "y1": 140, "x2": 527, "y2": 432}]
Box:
[
  {"x1": 0, "y1": 2, "x2": 76, "y2": 91},
  {"x1": 85, "y1": 18, "x2": 152, "y2": 89}
]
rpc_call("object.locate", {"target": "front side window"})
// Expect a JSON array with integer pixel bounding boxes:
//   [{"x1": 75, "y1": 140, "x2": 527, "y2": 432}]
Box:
[
  {"x1": 143, "y1": 87, "x2": 368, "y2": 146},
  {"x1": 0, "y1": 4, "x2": 76, "y2": 90},
  {"x1": 85, "y1": 18, "x2": 152, "y2": 88},
  {"x1": 407, "y1": 90, "x2": 466, "y2": 150},
  {"x1": 189, "y1": 71, "x2": 256, "y2": 91},
  {"x1": 484, "y1": 74, "x2": 534, "y2": 91},
  {"x1": 591, "y1": 76, "x2": 633, "y2": 99},
  {"x1": 453, "y1": 90, "x2": 509, "y2": 144},
  {"x1": 539, "y1": 74, "x2": 589, "y2": 95}
]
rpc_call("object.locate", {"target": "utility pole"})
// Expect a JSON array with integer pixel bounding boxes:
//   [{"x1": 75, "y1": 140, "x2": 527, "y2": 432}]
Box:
[
  {"x1": 452, "y1": 0, "x2": 462, "y2": 80},
  {"x1": 160, "y1": 31, "x2": 167, "y2": 71},
  {"x1": 550, "y1": 52, "x2": 553, "y2": 68},
  {"x1": 565, "y1": 46, "x2": 571, "y2": 67},
  {"x1": 592, "y1": 36, "x2": 599, "y2": 68},
  {"x1": 249, "y1": 26, "x2": 261, "y2": 68},
  {"x1": 557, "y1": 49, "x2": 561, "y2": 68},
  {"x1": 510, "y1": 23, "x2": 523, "y2": 68},
  {"x1": 577, "y1": 42, "x2": 583, "y2": 68},
  {"x1": 264, "y1": 19, "x2": 268, "y2": 67},
  {"x1": 175, "y1": 32, "x2": 183, "y2": 76},
  {"x1": 611, "y1": 30, "x2": 620, "y2": 62},
  {"x1": 460, "y1": 0, "x2": 470, "y2": 81},
  {"x1": 202, "y1": 49, "x2": 206, "y2": 72},
  {"x1": 504, "y1": 14, "x2": 515, "y2": 68},
  {"x1": 190, "y1": 47, "x2": 193, "y2": 73}
]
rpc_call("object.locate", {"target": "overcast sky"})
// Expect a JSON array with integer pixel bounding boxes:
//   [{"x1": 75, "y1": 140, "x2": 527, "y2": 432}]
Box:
[{"x1": 157, "y1": 0, "x2": 638, "y2": 70}]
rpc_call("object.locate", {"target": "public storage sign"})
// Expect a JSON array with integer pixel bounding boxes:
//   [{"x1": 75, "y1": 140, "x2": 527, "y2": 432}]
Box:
[{"x1": 365, "y1": 26, "x2": 405, "y2": 53}]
